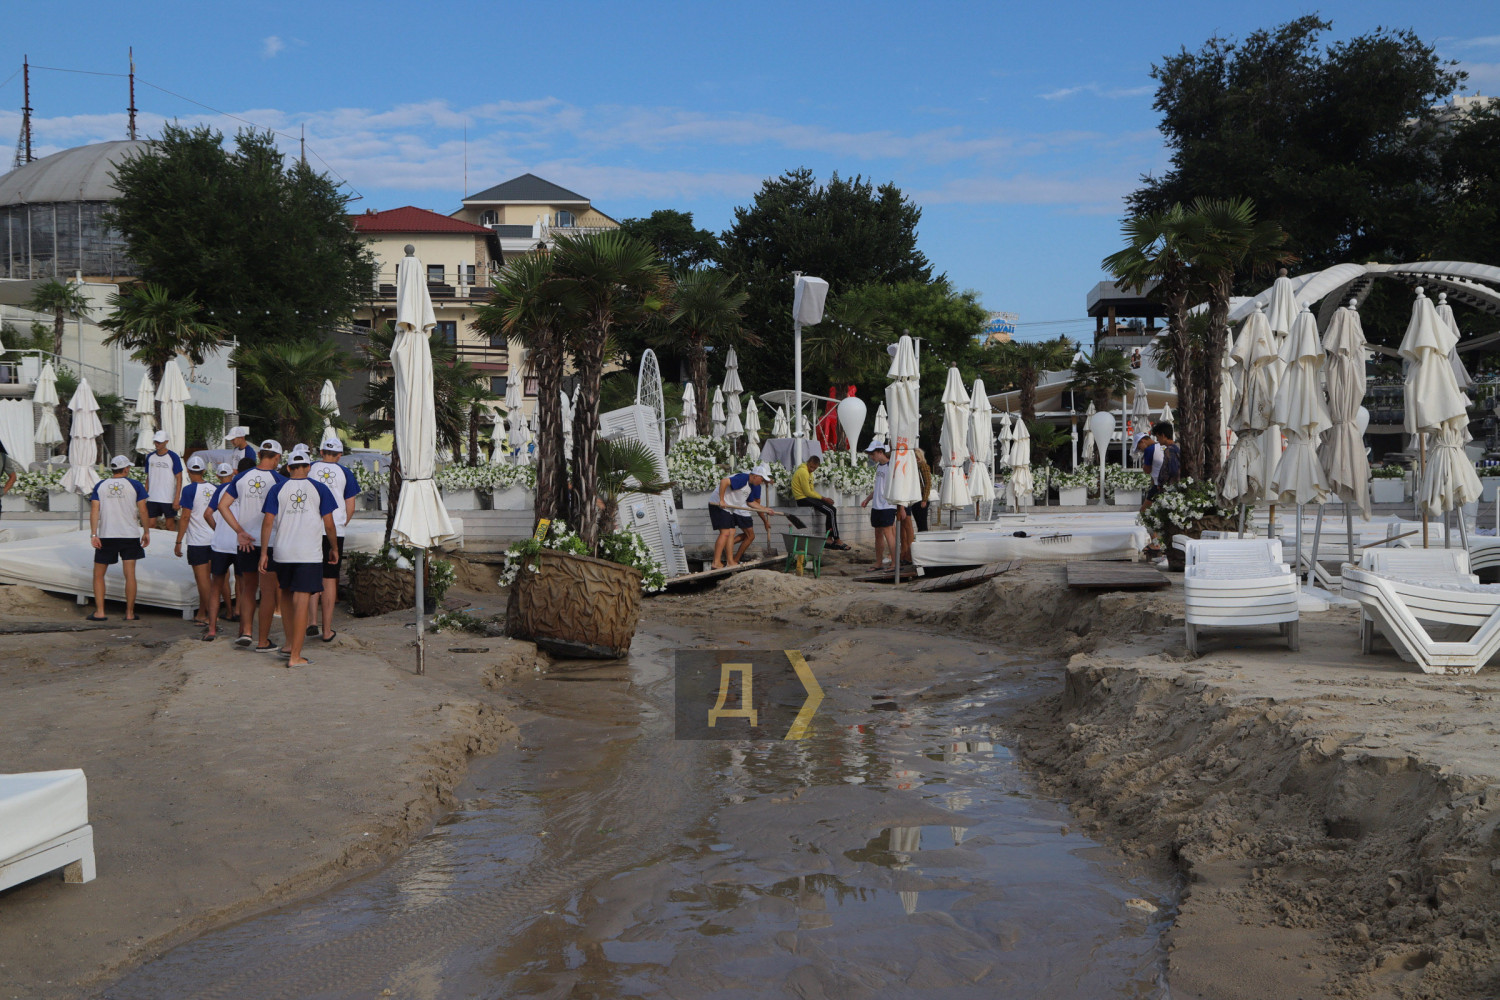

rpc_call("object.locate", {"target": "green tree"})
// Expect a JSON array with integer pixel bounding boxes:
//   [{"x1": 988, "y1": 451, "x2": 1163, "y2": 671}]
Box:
[
  {"x1": 658, "y1": 268, "x2": 750, "y2": 433},
  {"x1": 551, "y1": 231, "x2": 667, "y2": 550},
  {"x1": 718, "y1": 169, "x2": 932, "y2": 394},
  {"x1": 1434, "y1": 98, "x2": 1500, "y2": 266},
  {"x1": 984, "y1": 337, "x2": 1075, "y2": 426},
  {"x1": 618, "y1": 210, "x2": 720, "y2": 272},
  {"x1": 25, "y1": 280, "x2": 93, "y2": 359},
  {"x1": 99, "y1": 282, "x2": 224, "y2": 425},
  {"x1": 231, "y1": 338, "x2": 351, "y2": 445},
  {"x1": 1069, "y1": 349, "x2": 1135, "y2": 412}
]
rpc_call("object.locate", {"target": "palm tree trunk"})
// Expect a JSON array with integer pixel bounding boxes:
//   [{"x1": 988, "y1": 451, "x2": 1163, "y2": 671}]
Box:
[
  {"x1": 1020, "y1": 372, "x2": 1038, "y2": 424},
  {"x1": 467, "y1": 406, "x2": 480, "y2": 465},
  {"x1": 571, "y1": 324, "x2": 609, "y2": 552},
  {"x1": 532, "y1": 340, "x2": 567, "y2": 522},
  {"x1": 1201, "y1": 281, "x2": 1230, "y2": 480},
  {"x1": 383, "y1": 441, "x2": 401, "y2": 549},
  {"x1": 690, "y1": 335, "x2": 710, "y2": 432},
  {"x1": 52, "y1": 310, "x2": 65, "y2": 360},
  {"x1": 1165, "y1": 290, "x2": 1202, "y2": 479}
]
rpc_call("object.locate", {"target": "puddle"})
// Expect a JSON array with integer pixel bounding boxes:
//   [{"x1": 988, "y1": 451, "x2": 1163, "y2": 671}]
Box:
[{"x1": 102, "y1": 625, "x2": 1174, "y2": 999}]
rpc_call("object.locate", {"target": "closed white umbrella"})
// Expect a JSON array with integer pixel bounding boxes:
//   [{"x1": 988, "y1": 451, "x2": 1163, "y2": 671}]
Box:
[
  {"x1": 1435, "y1": 293, "x2": 1474, "y2": 390},
  {"x1": 1318, "y1": 300, "x2": 1371, "y2": 517},
  {"x1": 33, "y1": 362, "x2": 63, "y2": 450},
  {"x1": 885, "y1": 334, "x2": 922, "y2": 506},
  {"x1": 1402, "y1": 286, "x2": 1479, "y2": 546},
  {"x1": 132, "y1": 371, "x2": 156, "y2": 454},
  {"x1": 771, "y1": 405, "x2": 791, "y2": 439},
  {"x1": 1266, "y1": 269, "x2": 1299, "y2": 352},
  {"x1": 1007, "y1": 419, "x2": 1033, "y2": 510},
  {"x1": 679, "y1": 382, "x2": 698, "y2": 440},
  {"x1": 1271, "y1": 305, "x2": 1331, "y2": 583},
  {"x1": 1130, "y1": 379, "x2": 1151, "y2": 466},
  {"x1": 1076, "y1": 405, "x2": 1092, "y2": 465},
  {"x1": 873, "y1": 401, "x2": 889, "y2": 441},
  {"x1": 61, "y1": 378, "x2": 102, "y2": 496},
  {"x1": 559, "y1": 388, "x2": 574, "y2": 460},
  {"x1": 320, "y1": 379, "x2": 340, "y2": 432},
  {"x1": 1159, "y1": 402, "x2": 1174, "y2": 426},
  {"x1": 968, "y1": 378, "x2": 995, "y2": 503},
  {"x1": 722, "y1": 347, "x2": 744, "y2": 393},
  {"x1": 1219, "y1": 331, "x2": 1237, "y2": 462},
  {"x1": 937, "y1": 366, "x2": 970, "y2": 512},
  {"x1": 158, "y1": 360, "x2": 190, "y2": 455},
  {"x1": 514, "y1": 412, "x2": 535, "y2": 465},
  {"x1": 489, "y1": 411, "x2": 509, "y2": 465},
  {"x1": 1221, "y1": 305, "x2": 1280, "y2": 514},
  {"x1": 504, "y1": 352, "x2": 526, "y2": 460},
  {"x1": 743, "y1": 397, "x2": 762, "y2": 453},
  {"x1": 710, "y1": 387, "x2": 726, "y2": 439}
]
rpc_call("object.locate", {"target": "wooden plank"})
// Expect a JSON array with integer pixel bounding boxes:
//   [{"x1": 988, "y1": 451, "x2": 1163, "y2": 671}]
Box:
[
  {"x1": 1066, "y1": 561, "x2": 1170, "y2": 591},
  {"x1": 851, "y1": 567, "x2": 922, "y2": 584},
  {"x1": 907, "y1": 560, "x2": 1021, "y2": 593},
  {"x1": 662, "y1": 555, "x2": 784, "y2": 591}
]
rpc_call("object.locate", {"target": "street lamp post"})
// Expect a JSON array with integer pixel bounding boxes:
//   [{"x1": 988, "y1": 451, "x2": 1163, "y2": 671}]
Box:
[{"x1": 791, "y1": 274, "x2": 829, "y2": 466}]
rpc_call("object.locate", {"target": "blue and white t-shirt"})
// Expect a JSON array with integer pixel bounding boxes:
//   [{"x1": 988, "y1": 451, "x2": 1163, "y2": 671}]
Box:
[
  {"x1": 221, "y1": 467, "x2": 285, "y2": 548},
  {"x1": 261, "y1": 478, "x2": 337, "y2": 564},
  {"x1": 145, "y1": 449, "x2": 184, "y2": 503},
  {"x1": 208, "y1": 483, "x2": 239, "y2": 554},
  {"x1": 177, "y1": 481, "x2": 216, "y2": 547},
  {"x1": 90, "y1": 476, "x2": 149, "y2": 539},
  {"x1": 308, "y1": 460, "x2": 361, "y2": 537},
  {"x1": 236, "y1": 443, "x2": 257, "y2": 466},
  {"x1": 716, "y1": 471, "x2": 762, "y2": 510}
]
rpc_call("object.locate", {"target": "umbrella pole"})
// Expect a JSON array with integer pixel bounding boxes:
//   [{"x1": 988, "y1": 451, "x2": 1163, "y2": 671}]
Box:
[
  {"x1": 1294, "y1": 503, "x2": 1304, "y2": 587},
  {"x1": 1420, "y1": 433, "x2": 1429, "y2": 548},
  {"x1": 1459, "y1": 503, "x2": 1471, "y2": 551},
  {"x1": 1346, "y1": 506, "x2": 1356, "y2": 569},
  {"x1": 414, "y1": 549, "x2": 426, "y2": 676},
  {"x1": 1309, "y1": 505, "x2": 1323, "y2": 590},
  {"x1": 1237, "y1": 503, "x2": 1246, "y2": 539},
  {"x1": 1444, "y1": 508, "x2": 1452, "y2": 550},
  {"x1": 1268, "y1": 503, "x2": 1277, "y2": 540}
]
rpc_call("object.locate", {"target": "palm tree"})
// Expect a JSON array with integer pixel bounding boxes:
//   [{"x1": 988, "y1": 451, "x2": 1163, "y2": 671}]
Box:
[
  {"x1": 231, "y1": 338, "x2": 351, "y2": 444},
  {"x1": 551, "y1": 231, "x2": 667, "y2": 551},
  {"x1": 595, "y1": 436, "x2": 672, "y2": 537},
  {"x1": 657, "y1": 268, "x2": 750, "y2": 433},
  {"x1": 477, "y1": 250, "x2": 576, "y2": 522},
  {"x1": 803, "y1": 295, "x2": 891, "y2": 386},
  {"x1": 25, "y1": 280, "x2": 93, "y2": 359},
  {"x1": 99, "y1": 283, "x2": 223, "y2": 425},
  {"x1": 984, "y1": 337, "x2": 1074, "y2": 424},
  {"x1": 1069, "y1": 348, "x2": 1135, "y2": 412}
]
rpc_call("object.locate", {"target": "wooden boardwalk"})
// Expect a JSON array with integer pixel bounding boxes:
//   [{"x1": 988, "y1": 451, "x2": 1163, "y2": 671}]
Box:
[
  {"x1": 907, "y1": 560, "x2": 1020, "y2": 593},
  {"x1": 1065, "y1": 561, "x2": 1170, "y2": 591},
  {"x1": 662, "y1": 555, "x2": 784, "y2": 591}
]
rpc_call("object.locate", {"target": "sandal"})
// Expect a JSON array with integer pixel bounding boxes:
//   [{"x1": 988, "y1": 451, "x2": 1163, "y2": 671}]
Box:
[
  {"x1": 305, "y1": 625, "x2": 321, "y2": 637},
  {"x1": 86, "y1": 613, "x2": 108, "y2": 622},
  {"x1": 254, "y1": 644, "x2": 278, "y2": 653},
  {"x1": 234, "y1": 635, "x2": 253, "y2": 648},
  {"x1": 202, "y1": 633, "x2": 217, "y2": 642},
  {"x1": 320, "y1": 631, "x2": 338, "y2": 643}
]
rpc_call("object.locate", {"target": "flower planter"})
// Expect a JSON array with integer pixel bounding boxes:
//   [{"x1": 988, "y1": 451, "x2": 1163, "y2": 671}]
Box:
[
  {"x1": 443, "y1": 489, "x2": 480, "y2": 511},
  {"x1": 761, "y1": 485, "x2": 779, "y2": 507},
  {"x1": 1370, "y1": 479, "x2": 1406, "y2": 504},
  {"x1": 1057, "y1": 487, "x2": 1087, "y2": 506},
  {"x1": 47, "y1": 491, "x2": 81, "y2": 512},
  {"x1": 505, "y1": 548, "x2": 642, "y2": 659},
  {"x1": 1482, "y1": 477, "x2": 1500, "y2": 503},
  {"x1": 491, "y1": 485, "x2": 531, "y2": 510},
  {"x1": 1112, "y1": 489, "x2": 1143, "y2": 507},
  {"x1": 681, "y1": 489, "x2": 718, "y2": 512},
  {"x1": 346, "y1": 563, "x2": 437, "y2": 617}
]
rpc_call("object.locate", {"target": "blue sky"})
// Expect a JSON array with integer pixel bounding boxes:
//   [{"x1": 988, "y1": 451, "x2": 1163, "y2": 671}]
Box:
[{"x1": 2, "y1": 1, "x2": 1496, "y2": 343}]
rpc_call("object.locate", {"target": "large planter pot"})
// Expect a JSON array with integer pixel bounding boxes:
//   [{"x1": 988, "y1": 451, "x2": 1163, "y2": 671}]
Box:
[
  {"x1": 506, "y1": 549, "x2": 642, "y2": 659},
  {"x1": 1057, "y1": 487, "x2": 1087, "y2": 506},
  {"x1": 1370, "y1": 479, "x2": 1406, "y2": 504},
  {"x1": 47, "y1": 490, "x2": 81, "y2": 512},
  {"x1": 492, "y1": 485, "x2": 531, "y2": 510},
  {"x1": 1112, "y1": 489, "x2": 1143, "y2": 507},
  {"x1": 682, "y1": 489, "x2": 718, "y2": 512},
  {"x1": 443, "y1": 489, "x2": 480, "y2": 511},
  {"x1": 347, "y1": 563, "x2": 436, "y2": 617},
  {"x1": 1481, "y1": 477, "x2": 1500, "y2": 503}
]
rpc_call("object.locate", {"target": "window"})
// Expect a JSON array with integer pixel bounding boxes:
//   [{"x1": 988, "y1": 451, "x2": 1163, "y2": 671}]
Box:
[
  {"x1": 436, "y1": 321, "x2": 457, "y2": 345},
  {"x1": 554, "y1": 210, "x2": 576, "y2": 228},
  {"x1": 479, "y1": 210, "x2": 498, "y2": 226},
  {"x1": 460, "y1": 264, "x2": 476, "y2": 286},
  {"x1": 524, "y1": 376, "x2": 539, "y2": 396},
  {"x1": 489, "y1": 331, "x2": 509, "y2": 349},
  {"x1": 427, "y1": 264, "x2": 444, "y2": 284},
  {"x1": 490, "y1": 376, "x2": 508, "y2": 396}
]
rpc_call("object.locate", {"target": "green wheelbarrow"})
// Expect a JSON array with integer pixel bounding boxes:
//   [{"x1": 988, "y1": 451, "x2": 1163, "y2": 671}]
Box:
[{"x1": 782, "y1": 533, "x2": 827, "y2": 578}]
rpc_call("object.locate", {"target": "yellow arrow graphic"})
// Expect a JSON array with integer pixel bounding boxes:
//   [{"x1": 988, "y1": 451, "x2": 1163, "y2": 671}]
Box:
[{"x1": 783, "y1": 650, "x2": 823, "y2": 740}]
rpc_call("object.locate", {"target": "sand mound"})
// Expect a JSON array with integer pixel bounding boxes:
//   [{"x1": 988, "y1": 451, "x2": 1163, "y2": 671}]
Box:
[
  {"x1": 715, "y1": 569, "x2": 838, "y2": 603},
  {"x1": 0, "y1": 583, "x2": 72, "y2": 617}
]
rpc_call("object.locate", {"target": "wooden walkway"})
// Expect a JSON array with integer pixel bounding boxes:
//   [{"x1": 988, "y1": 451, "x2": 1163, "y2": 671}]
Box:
[
  {"x1": 851, "y1": 566, "x2": 922, "y2": 584},
  {"x1": 662, "y1": 555, "x2": 784, "y2": 591},
  {"x1": 1065, "y1": 561, "x2": 1170, "y2": 591},
  {"x1": 906, "y1": 560, "x2": 1020, "y2": 593}
]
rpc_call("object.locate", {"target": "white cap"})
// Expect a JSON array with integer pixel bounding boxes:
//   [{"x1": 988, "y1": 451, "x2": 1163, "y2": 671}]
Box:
[
  {"x1": 259, "y1": 439, "x2": 283, "y2": 455},
  {"x1": 865, "y1": 440, "x2": 888, "y2": 453},
  {"x1": 750, "y1": 463, "x2": 774, "y2": 481},
  {"x1": 224, "y1": 425, "x2": 250, "y2": 440},
  {"x1": 109, "y1": 455, "x2": 132, "y2": 471},
  {"x1": 214, "y1": 462, "x2": 234, "y2": 477},
  {"x1": 286, "y1": 446, "x2": 312, "y2": 466},
  {"x1": 319, "y1": 434, "x2": 344, "y2": 453},
  {"x1": 186, "y1": 455, "x2": 207, "y2": 472},
  {"x1": 152, "y1": 429, "x2": 170, "y2": 444}
]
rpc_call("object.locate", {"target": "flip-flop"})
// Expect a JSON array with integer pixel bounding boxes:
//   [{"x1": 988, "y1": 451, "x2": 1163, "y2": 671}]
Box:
[
  {"x1": 124, "y1": 616, "x2": 139, "y2": 621},
  {"x1": 202, "y1": 633, "x2": 217, "y2": 642},
  {"x1": 234, "y1": 635, "x2": 253, "y2": 648},
  {"x1": 254, "y1": 644, "x2": 278, "y2": 653},
  {"x1": 305, "y1": 625, "x2": 321, "y2": 637},
  {"x1": 86, "y1": 614, "x2": 107, "y2": 622},
  {"x1": 288, "y1": 658, "x2": 312, "y2": 667},
  {"x1": 320, "y1": 631, "x2": 337, "y2": 643}
]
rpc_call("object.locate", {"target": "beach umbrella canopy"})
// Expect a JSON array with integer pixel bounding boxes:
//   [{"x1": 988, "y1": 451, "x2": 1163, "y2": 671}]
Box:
[
  {"x1": 1318, "y1": 300, "x2": 1371, "y2": 516},
  {"x1": 390, "y1": 251, "x2": 457, "y2": 549},
  {"x1": 132, "y1": 371, "x2": 156, "y2": 453},
  {"x1": 968, "y1": 378, "x2": 995, "y2": 503},
  {"x1": 1159, "y1": 402, "x2": 1174, "y2": 426},
  {"x1": 722, "y1": 347, "x2": 744, "y2": 393},
  {"x1": 1267, "y1": 270, "x2": 1298, "y2": 346},
  {"x1": 1222, "y1": 305, "x2": 1281, "y2": 506},
  {"x1": 158, "y1": 360, "x2": 191, "y2": 456},
  {"x1": 679, "y1": 382, "x2": 698, "y2": 440},
  {"x1": 771, "y1": 405, "x2": 790, "y2": 438},
  {"x1": 33, "y1": 362, "x2": 63, "y2": 449},
  {"x1": 489, "y1": 411, "x2": 509, "y2": 465},
  {"x1": 937, "y1": 366, "x2": 971, "y2": 509},
  {"x1": 743, "y1": 397, "x2": 761, "y2": 453},
  {"x1": 1435, "y1": 293, "x2": 1474, "y2": 391},
  {"x1": 1077, "y1": 404, "x2": 1093, "y2": 462},
  {"x1": 722, "y1": 348, "x2": 745, "y2": 436},
  {"x1": 1269, "y1": 305, "x2": 1331, "y2": 505},
  {"x1": 873, "y1": 401, "x2": 889, "y2": 440},
  {"x1": 61, "y1": 378, "x2": 102, "y2": 495},
  {"x1": 514, "y1": 414, "x2": 535, "y2": 465},
  {"x1": 1007, "y1": 419, "x2": 1033, "y2": 509},
  {"x1": 320, "y1": 379, "x2": 340, "y2": 432},
  {"x1": 1219, "y1": 331, "x2": 1237, "y2": 462},
  {"x1": 1401, "y1": 287, "x2": 1480, "y2": 516},
  {"x1": 710, "y1": 387, "x2": 727, "y2": 439},
  {"x1": 1130, "y1": 379, "x2": 1150, "y2": 464},
  {"x1": 884, "y1": 334, "x2": 923, "y2": 506}
]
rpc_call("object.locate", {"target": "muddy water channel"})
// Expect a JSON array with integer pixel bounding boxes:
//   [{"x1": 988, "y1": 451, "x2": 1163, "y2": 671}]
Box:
[{"x1": 105, "y1": 622, "x2": 1175, "y2": 999}]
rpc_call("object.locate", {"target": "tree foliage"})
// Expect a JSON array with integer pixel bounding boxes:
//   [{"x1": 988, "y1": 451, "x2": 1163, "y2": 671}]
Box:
[
  {"x1": 231, "y1": 338, "x2": 350, "y2": 445},
  {"x1": 99, "y1": 282, "x2": 225, "y2": 425},
  {"x1": 617, "y1": 209, "x2": 720, "y2": 272},
  {"x1": 25, "y1": 280, "x2": 92, "y2": 359}
]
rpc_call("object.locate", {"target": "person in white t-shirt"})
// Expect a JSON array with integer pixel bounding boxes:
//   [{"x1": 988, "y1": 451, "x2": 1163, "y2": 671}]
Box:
[
  {"x1": 204, "y1": 460, "x2": 244, "y2": 641},
  {"x1": 215, "y1": 439, "x2": 285, "y2": 650},
  {"x1": 88, "y1": 455, "x2": 151, "y2": 621},
  {"x1": 308, "y1": 433, "x2": 360, "y2": 643},
  {"x1": 173, "y1": 455, "x2": 218, "y2": 633},
  {"x1": 143, "y1": 430, "x2": 184, "y2": 530},
  {"x1": 259, "y1": 446, "x2": 337, "y2": 668}
]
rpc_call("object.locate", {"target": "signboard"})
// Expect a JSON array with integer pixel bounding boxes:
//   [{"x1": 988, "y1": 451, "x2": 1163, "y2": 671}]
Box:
[
  {"x1": 120, "y1": 342, "x2": 239, "y2": 414},
  {"x1": 984, "y1": 312, "x2": 1018, "y2": 341}
]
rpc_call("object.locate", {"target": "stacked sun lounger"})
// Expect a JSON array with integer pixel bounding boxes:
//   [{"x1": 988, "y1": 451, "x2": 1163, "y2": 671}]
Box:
[
  {"x1": 1182, "y1": 539, "x2": 1300, "y2": 655},
  {"x1": 1342, "y1": 548, "x2": 1500, "y2": 674},
  {"x1": 0, "y1": 769, "x2": 95, "y2": 892}
]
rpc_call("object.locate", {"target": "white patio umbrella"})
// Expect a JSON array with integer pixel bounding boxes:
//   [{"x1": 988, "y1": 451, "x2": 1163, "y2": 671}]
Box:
[
  {"x1": 1219, "y1": 330, "x2": 1237, "y2": 462},
  {"x1": 1076, "y1": 404, "x2": 1093, "y2": 465},
  {"x1": 489, "y1": 411, "x2": 509, "y2": 465},
  {"x1": 1435, "y1": 292, "x2": 1474, "y2": 390},
  {"x1": 1159, "y1": 402, "x2": 1174, "y2": 426},
  {"x1": 1402, "y1": 286, "x2": 1479, "y2": 547},
  {"x1": 724, "y1": 389, "x2": 743, "y2": 439},
  {"x1": 1008, "y1": 419, "x2": 1033, "y2": 510},
  {"x1": 132, "y1": 371, "x2": 156, "y2": 454},
  {"x1": 885, "y1": 334, "x2": 922, "y2": 580},
  {"x1": 391, "y1": 249, "x2": 457, "y2": 674},
  {"x1": 679, "y1": 382, "x2": 698, "y2": 440},
  {"x1": 1318, "y1": 300, "x2": 1371, "y2": 517},
  {"x1": 560, "y1": 388, "x2": 574, "y2": 460},
  {"x1": 33, "y1": 362, "x2": 63, "y2": 451},
  {"x1": 743, "y1": 397, "x2": 762, "y2": 453},
  {"x1": 514, "y1": 412, "x2": 535, "y2": 465},
  {"x1": 772, "y1": 405, "x2": 791, "y2": 439},
  {"x1": 320, "y1": 379, "x2": 340, "y2": 432},
  {"x1": 1222, "y1": 305, "x2": 1280, "y2": 530},
  {"x1": 61, "y1": 378, "x2": 102, "y2": 496},
  {"x1": 722, "y1": 347, "x2": 744, "y2": 394},
  {"x1": 937, "y1": 367, "x2": 971, "y2": 514},
  {"x1": 967, "y1": 378, "x2": 995, "y2": 504},
  {"x1": 710, "y1": 387, "x2": 727, "y2": 439},
  {"x1": 1270, "y1": 305, "x2": 1331, "y2": 583},
  {"x1": 1130, "y1": 379, "x2": 1151, "y2": 466},
  {"x1": 158, "y1": 360, "x2": 190, "y2": 455},
  {"x1": 873, "y1": 401, "x2": 889, "y2": 441}
]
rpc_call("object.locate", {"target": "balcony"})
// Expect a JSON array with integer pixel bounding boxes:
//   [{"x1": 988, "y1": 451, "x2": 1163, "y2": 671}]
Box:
[
  {"x1": 368, "y1": 265, "x2": 495, "y2": 303},
  {"x1": 453, "y1": 341, "x2": 510, "y2": 368}
]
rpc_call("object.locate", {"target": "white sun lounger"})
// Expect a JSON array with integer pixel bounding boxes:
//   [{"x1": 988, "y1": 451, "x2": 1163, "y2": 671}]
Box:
[
  {"x1": 1341, "y1": 548, "x2": 1500, "y2": 674},
  {"x1": 0, "y1": 770, "x2": 95, "y2": 892},
  {"x1": 1183, "y1": 539, "x2": 1299, "y2": 655}
]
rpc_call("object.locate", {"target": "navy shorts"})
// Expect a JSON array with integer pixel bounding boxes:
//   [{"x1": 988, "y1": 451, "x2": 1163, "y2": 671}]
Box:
[
  {"x1": 94, "y1": 537, "x2": 146, "y2": 565},
  {"x1": 235, "y1": 545, "x2": 273, "y2": 575},
  {"x1": 870, "y1": 507, "x2": 897, "y2": 528},
  {"x1": 322, "y1": 536, "x2": 341, "y2": 580},
  {"x1": 186, "y1": 544, "x2": 213, "y2": 567},
  {"x1": 275, "y1": 561, "x2": 323, "y2": 594},
  {"x1": 146, "y1": 501, "x2": 176, "y2": 519},
  {"x1": 709, "y1": 505, "x2": 752, "y2": 531},
  {"x1": 209, "y1": 550, "x2": 236, "y2": 577}
]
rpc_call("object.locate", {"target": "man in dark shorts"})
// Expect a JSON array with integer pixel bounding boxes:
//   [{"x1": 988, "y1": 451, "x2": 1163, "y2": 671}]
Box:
[
  {"x1": 259, "y1": 445, "x2": 338, "y2": 668},
  {"x1": 215, "y1": 440, "x2": 285, "y2": 650},
  {"x1": 708, "y1": 464, "x2": 776, "y2": 569},
  {"x1": 174, "y1": 455, "x2": 218, "y2": 633},
  {"x1": 205, "y1": 460, "x2": 245, "y2": 641},
  {"x1": 143, "y1": 429, "x2": 183, "y2": 530},
  {"x1": 860, "y1": 442, "x2": 902, "y2": 568},
  {"x1": 308, "y1": 432, "x2": 360, "y2": 643},
  {"x1": 88, "y1": 455, "x2": 151, "y2": 621}
]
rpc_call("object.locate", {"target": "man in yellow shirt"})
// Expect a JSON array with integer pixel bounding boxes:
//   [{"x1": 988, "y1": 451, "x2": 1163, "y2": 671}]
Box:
[{"x1": 789, "y1": 455, "x2": 850, "y2": 550}]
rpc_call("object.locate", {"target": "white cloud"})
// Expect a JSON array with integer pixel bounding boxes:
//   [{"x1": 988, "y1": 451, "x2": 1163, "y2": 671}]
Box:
[
  {"x1": 262, "y1": 36, "x2": 285, "y2": 59},
  {"x1": 913, "y1": 173, "x2": 1134, "y2": 212},
  {"x1": 1458, "y1": 61, "x2": 1500, "y2": 92},
  {"x1": 1040, "y1": 83, "x2": 1154, "y2": 101},
  {"x1": 1453, "y1": 35, "x2": 1500, "y2": 49}
]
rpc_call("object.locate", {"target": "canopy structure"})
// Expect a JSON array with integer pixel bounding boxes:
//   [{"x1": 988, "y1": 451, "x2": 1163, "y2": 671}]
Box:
[
  {"x1": 60, "y1": 379, "x2": 101, "y2": 496},
  {"x1": 884, "y1": 335, "x2": 922, "y2": 506},
  {"x1": 967, "y1": 378, "x2": 995, "y2": 503},
  {"x1": 937, "y1": 367, "x2": 970, "y2": 510},
  {"x1": 33, "y1": 362, "x2": 62, "y2": 451},
  {"x1": 132, "y1": 372, "x2": 155, "y2": 454},
  {"x1": 158, "y1": 360, "x2": 190, "y2": 456},
  {"x1": 680, "y1": 382, "x2": 698, "y2": 440}
]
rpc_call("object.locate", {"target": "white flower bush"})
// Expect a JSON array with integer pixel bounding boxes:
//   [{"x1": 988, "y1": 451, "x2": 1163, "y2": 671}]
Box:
[
  {"x1": 498, "y1": 520, "x2": 666, "y2": 594},
  {"x1": 352, "y1": 464, "x2": 389, "y2": 495},
  {"x1": 1071, "y1": 464, "x2": 1152, "y2": 499},
  {"x1": 597, "y1": 527, "x2": 668, "y2": 593},
  {"x1": 667, "y1": 438, "x2": 735, "y2": 494},
  {"x1": 1138, "y1": 478, "x2": 1235, "y2": 535},
  {"x1": 812, "y1": 449, "x2": 875, "y2": 495}
]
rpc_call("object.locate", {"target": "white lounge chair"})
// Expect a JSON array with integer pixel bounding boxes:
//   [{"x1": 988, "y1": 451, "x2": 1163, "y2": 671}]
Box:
[
  {"x1": 1183, "y1": 539, "x2": 1299, "y2": 655},
  {"x1": 0, "y1": 770, "x2": 96, "y2": 892},
  {"x1": 1341, "y1": 548, "x2": 1500, "y2": 674}
]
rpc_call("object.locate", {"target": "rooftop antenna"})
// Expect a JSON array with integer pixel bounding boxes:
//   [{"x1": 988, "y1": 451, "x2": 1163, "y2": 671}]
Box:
[
  {"x1": 127, "y1": 47, "x2": 137, "y2": 140},
  {"x1": 462, "y1": 120, "x2": 467, "y2": 198},
  {"x1": 299, "y1": 123, "x2": 305, "y2": 164},
  {"x1": 14, "y1": 55, "x2": 33, "y2": 168}
]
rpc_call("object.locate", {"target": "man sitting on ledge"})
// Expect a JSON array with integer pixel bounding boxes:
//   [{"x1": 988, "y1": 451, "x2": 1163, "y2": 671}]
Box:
[{"x1": 789, "y1": 455, "x2": 850, "y2": 551}]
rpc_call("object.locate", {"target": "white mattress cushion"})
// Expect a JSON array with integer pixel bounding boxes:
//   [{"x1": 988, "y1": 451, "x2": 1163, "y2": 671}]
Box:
[{"x1": 0, "y1": 769, "x2": 89, "y2": 861}]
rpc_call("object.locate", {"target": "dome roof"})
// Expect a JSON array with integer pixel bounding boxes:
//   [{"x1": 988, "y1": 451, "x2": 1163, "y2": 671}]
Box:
[{"x1": 0, "y1": 140, "x2": 150, "y2": 207}]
